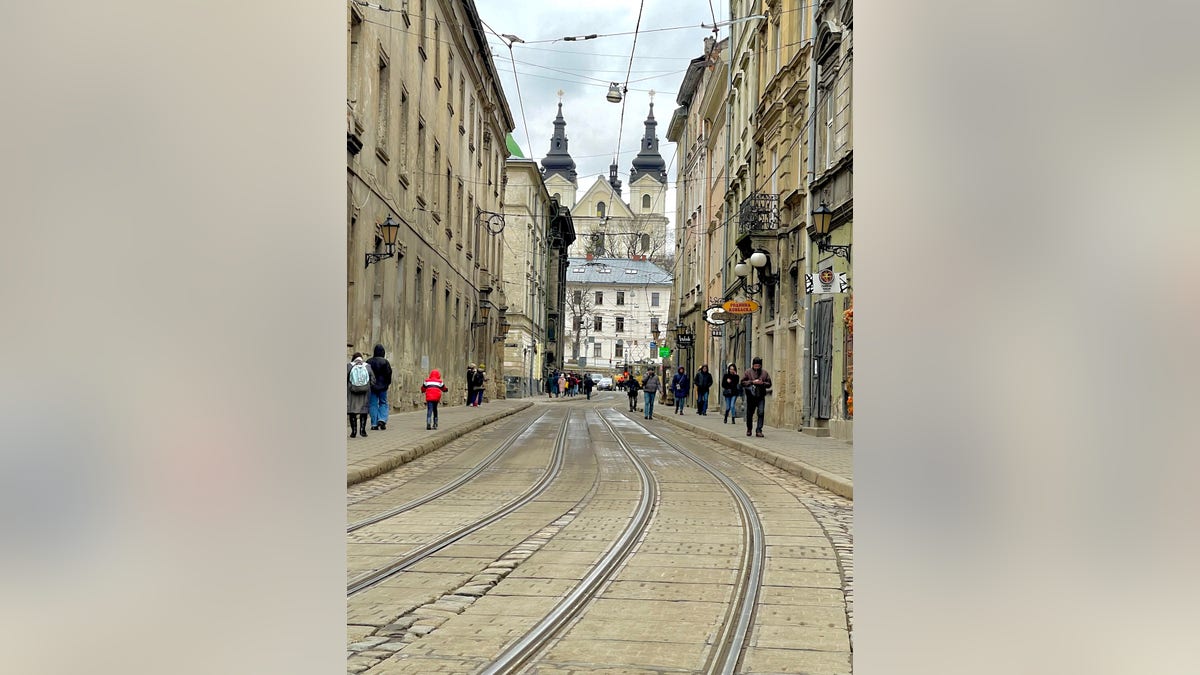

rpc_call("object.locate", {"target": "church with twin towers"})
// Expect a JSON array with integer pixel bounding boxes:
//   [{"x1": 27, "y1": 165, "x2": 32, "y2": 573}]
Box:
[{"x1": 539, "y1": 94, "x2": 671, "y2": 263}]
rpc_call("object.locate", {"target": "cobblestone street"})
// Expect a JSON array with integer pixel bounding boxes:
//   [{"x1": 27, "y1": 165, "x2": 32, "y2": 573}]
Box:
[{"x1": 347, "y1": 396, "x2": 853, "y2": 673}]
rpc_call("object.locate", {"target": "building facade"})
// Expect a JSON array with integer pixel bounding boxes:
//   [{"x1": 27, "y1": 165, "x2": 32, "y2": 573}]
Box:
[
  {"x1": 564, "y1": 257, "x2": 672, "y2": 376},
  {"x1": 346, "y1": 0, "x2": 514, "y2": 408},
  {"x1": 538, "y1": 100, "x2": 671, "y2": 266},
  {"x1": 805, "y1": 0, "x2": 853, "y2": 439},
  {"x1": 499, "y1": 155, "x2": 552, "y2": 397},
  {"x1": 667, "y1": 38, "x2": 729, "y2": 382}
]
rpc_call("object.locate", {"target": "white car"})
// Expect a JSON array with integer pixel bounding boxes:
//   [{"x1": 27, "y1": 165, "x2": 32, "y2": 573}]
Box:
[{"x1": 597, "y1": 376, "x2": 613, "y2": 390}]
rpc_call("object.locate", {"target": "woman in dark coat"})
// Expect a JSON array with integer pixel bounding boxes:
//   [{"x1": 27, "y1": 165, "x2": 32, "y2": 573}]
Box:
[
  {"x1": 671, "y1": 366, "x2": 690, "y2": 415},
  {"x1": 720, "y1": 363, "x2": 741, "y2": 424}
]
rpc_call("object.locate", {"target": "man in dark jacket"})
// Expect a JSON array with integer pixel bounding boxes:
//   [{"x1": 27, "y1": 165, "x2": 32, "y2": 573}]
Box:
[
  {"x1": 739, "y1": 356, "x2": 773, "y2": 438},
  {"x1": 366, "y1": 344, "x2": 392, "y2": 430},
  {"x1": 694, "y1": 364, "x2": 714, "y2": 415},
  {"x1": 583, "y1": 373, "x2": 594, "y2": 400}
]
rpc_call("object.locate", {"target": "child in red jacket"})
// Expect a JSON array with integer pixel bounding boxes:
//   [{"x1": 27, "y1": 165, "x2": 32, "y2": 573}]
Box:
[{"x1": 421, "y1": 369, "x2": 449, "y2": 430}]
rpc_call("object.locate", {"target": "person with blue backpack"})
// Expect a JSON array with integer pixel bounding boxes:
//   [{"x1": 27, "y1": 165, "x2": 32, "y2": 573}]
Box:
[{"x1": 347, "y1": 352, "x2": 376, "y2": 438}]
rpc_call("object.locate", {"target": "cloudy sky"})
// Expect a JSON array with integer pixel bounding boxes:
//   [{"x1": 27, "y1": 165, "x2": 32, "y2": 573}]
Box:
[{"x1": 473, "y1": 0, "x2": 734, "y2": 234}]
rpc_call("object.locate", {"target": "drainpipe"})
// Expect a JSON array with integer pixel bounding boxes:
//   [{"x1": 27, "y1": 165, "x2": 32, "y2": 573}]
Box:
[{"x1": 802, "y1": 6, "x2": 820, "y2": 429}]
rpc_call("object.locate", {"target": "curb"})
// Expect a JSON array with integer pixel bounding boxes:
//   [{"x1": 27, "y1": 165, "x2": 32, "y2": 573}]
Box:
[
  {"x1": 646, "y1": 411, "x2": 854, "y2": 500},
  {"x1": 346, "y1": 402, "x2": 534, "y2": 486}
]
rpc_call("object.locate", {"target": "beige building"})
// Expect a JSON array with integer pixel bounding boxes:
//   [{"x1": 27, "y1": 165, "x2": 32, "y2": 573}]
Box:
[
  {"x1": 539, "y1": 101, "x2": 671, "y2": 266},
  {"x1": 805, "y1": 0, "x2": 854, "y2": 439},
  {"x1": 667, "y1": 38, "x2": 729, "y2": 379},
  {"x1": 499, "y1": 155, "x2": 552, "y2": 397},
  {"x1": 346, "y1": 0, "x2": 514, "y2": 409}
]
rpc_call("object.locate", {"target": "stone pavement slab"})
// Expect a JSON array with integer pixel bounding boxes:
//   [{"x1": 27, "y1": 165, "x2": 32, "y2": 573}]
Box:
[
  {"x1": 625, "y1": 407, "x2": 853, "y2": 499},
  {"x1": 346, "y1": 400, "x2": 533, "y2": 486}
]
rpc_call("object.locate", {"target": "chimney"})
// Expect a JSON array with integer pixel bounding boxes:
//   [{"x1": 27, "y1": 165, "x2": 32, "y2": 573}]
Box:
[{"x1": 586, "y1": 253, "x2": 593, "y2": 261}]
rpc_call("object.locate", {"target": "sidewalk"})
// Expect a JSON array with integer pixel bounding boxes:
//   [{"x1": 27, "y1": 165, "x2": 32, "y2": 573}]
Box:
[
  {"x1": 346, "y1": 400, "x2": 533, "y2": 486},
  {"x1": 628, "y1": 405, "x2": 853, "y2": 500}
]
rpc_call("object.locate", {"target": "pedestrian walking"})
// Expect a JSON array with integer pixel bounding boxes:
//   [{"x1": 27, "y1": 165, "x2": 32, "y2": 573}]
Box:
[
  {"x1": 694, "y1": 364, "x2": 713, "y2": 416},
  {"x1": 671, "y1": 366, "x2": 690, "y2": 415},
  {"x1": 557, "y1": 373, "x2": 566, "y2": 398},
  {"x1": 347, "y1": 353, "x2": 375, "y2": 438},
  {"x1": 739, "y1": 356, "x2": 773, "y2": 437},
  {"x1": 367, "y1": 344, "x2": 392, "y2": 430},
  {"x1": 583, "y1": 374, "x2": 594, "y2": 400},
  {"x1": 466, "y1": 364, "x2": 478, "y2": 406},
  {"x1": 421, "y1": 369, "x2": 449, "y2": 430},
  {"x1": 641, "y1": 371, "x2": 660, "y2": 419},
  {"x1": 720, "y1": 363, "x2": 741, "y2": 424},
  {"x1": 624, "y1": 372, "x2": 640, "y2": 411},
  {"x1": 471, "y1": 366, "x2": 486, "y2": 406},
  {"x1": 546, "y1": 371, "x2": 557, "y2": 399}
]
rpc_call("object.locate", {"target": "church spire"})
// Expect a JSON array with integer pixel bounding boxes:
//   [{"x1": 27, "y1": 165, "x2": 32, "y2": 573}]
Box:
[
  {"x1": 629, "y1": 92, "x2": 666, "y2": 184},
  {"x1": 608, "y1": 161, "x2": 623, "y2": 197},
  {"x1": 540, "y1": 91, "x2": 577, "y2": 185}
]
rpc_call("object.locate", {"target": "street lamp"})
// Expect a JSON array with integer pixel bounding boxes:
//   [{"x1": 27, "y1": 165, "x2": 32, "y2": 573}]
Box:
[
  {"x1": 735, "y1": 259, "x2": 761, "y2": 295},
  {"x1": 365, "y1": 215, "x2": 401, "y2": 268},
  {"x1": 811, "y1": 201, "x2": 851, "y2": 262},
  {"x1": 472, "y1": 299, "x2": 492, "y2": 328},
  {"x1": 606, "y1": 82, "x2": 625, "y2": 103}
]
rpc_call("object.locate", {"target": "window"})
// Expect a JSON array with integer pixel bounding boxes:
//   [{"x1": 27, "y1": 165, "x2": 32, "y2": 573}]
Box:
[
  {"x1": 349, "y1": 14, "x2": 363, "y2": 109},
  {"x1": 616, "y1": 291, "x2": 625, "y2": 305},
  {"x1": 415, "y1": 266, "x2": 423, "y2": 314},
  {"x1": 418, "y1": 0, "x2": 428, "y2": 58},
  {"x1": 398, "y1": 89, "x2": 409, "y2": 174},
  {"x1": 642, "y1": 194, "x2": 651, "y2": 209},
  {"x1": 594, "y1": 291, "x2": 602, "y2": 305},
  {"x1": 597, "y1": 201, "x2": 606, "y2": 217},
  {"x1": 375, "y1": 52, "x2": 390, "y2": 157},
  {"x1": 593, "y1": 316, "x2": 602, "y2": 331},
  {"x1": 593, "y1": 343, "x2": 602, "y2": 358},
  {"x1": 615, "y1": 317, "x2": 625, "y2": 332},
  {"x1": 417, "y1": 120, "x2": 426, "y2": 198},
  {"x1": 433, "y1": 21, "x2": 441, "y2": 85},
  {"x1": 432, "y1": 143, "x2": 441, "y2": 207},
  {"x1": 615, "y1": 341, "x2": 624, "y2": 358},
  {"x1": 573, "y1": 290, "x2": 582, "y2": 304},
  {"x1": 651, "y1": 292, "x2": 660, "y2": 307},
  {"x1": 651, "y1": 316, "x2": 659, "y2": 333},
  {"x1": 573, "y1": 315, "x2": 582, "y2": 331}
]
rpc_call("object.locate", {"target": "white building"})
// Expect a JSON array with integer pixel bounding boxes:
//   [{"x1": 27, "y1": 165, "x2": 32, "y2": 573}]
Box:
[{"x1": 564, "y1": 257, "x2": 673, "y2": 375}]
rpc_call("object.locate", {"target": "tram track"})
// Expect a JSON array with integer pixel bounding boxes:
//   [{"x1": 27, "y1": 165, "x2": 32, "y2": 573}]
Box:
[
  {"x1": 347, "y1": 410, "x2": 572, "y2": 597},
  {"x1": 478, "y1": 408, "x2": 661, "y2": 675},
  {"x1": 610, "y1": 408, "x2": 767, "y2": 675},
  {"x1": 347, "y1": 409, "x2": 551, "y2": 533}
]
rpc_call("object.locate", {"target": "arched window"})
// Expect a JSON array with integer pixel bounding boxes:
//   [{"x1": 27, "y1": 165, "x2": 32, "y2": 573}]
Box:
[
  {"x1": 597, "y1": 201, "x2": 606, "y2": 217},
  {"x1": 642, "y1": 194, "x2": 651, "y2": 209}
]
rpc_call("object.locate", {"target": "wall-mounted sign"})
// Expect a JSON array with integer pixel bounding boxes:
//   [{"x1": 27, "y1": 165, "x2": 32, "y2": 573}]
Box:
[
  {"x1": 677, "y1": 334, "x2": 694, "y2": 347},
  {"x1": 806, "y1": 271, "x2": 850, "y2": 294},
  {"x1": 710, "y1": 327, "x2": 724, "y2": 338},
  {"x1": 722, "y1": 299, "x2": 761, "y2": 315},
  {"x1": 658, "y1": 346, "x2": 671, "y2": 357},
  {"x1": 704, "y1": 305, "x2": 732, "y2": 325}
]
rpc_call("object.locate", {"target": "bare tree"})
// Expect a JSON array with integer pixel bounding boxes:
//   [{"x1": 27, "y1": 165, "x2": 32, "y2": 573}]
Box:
[{"x1": 565, "y1": 287, "x2": 595, "y2": 365}]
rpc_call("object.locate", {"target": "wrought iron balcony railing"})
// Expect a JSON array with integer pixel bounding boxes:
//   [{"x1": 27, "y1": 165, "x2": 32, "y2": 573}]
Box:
[{"x1": 738, "y1": 193, "x2": 780, "y2": 235}]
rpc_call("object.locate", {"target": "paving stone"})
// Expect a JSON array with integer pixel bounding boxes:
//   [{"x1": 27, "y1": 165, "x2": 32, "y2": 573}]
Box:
[
  {"x1": 455, "y1": 584, "x2": 492, "y2": 597},
  {"x1": 408, "y1": 624, "x2": 438, "y2": 636},
  {"x1": 348, "y1": 636, "x2": 389, "y2": 651}
]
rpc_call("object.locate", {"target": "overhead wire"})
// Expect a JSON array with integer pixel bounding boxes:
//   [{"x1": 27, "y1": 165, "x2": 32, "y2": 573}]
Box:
[{"x1": 611, "y1": 0, "x2": 648, "y2": 176}]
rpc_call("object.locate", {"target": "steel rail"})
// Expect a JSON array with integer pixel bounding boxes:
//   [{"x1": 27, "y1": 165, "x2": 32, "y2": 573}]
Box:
[
  {"x1": 478, "y1": 409, "x2": 660, "y2": 675},
  {"x1": 347, "y1": 410, "x2": 572, "y2": 597},
  {"x1": 347, "y1": 409, "x2": 550, "y2": 533},
  {"x1": 626, "y1": 409, "x2": 767, "y2": 675}
]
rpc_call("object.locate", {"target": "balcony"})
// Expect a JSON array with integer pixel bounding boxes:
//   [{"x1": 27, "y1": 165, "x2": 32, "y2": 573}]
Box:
[{"x1": 738, "y1": 193, "x2": 780, "y2": 235}]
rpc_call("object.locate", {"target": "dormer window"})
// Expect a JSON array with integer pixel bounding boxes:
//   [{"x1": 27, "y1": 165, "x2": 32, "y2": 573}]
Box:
[{"x1": 597, "y1": 201, "x2": 606, "y2": 217}]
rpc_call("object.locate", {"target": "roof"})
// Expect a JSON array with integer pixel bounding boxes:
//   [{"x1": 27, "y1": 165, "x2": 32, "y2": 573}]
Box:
[{"x1": 566, "y1": 257, "x2": 673, "y2": 286}]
